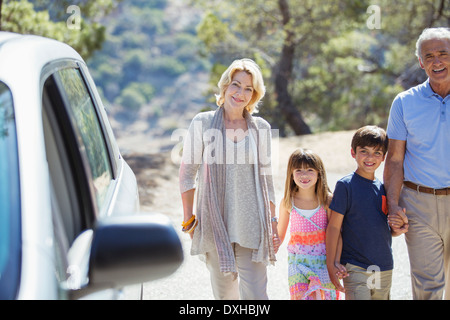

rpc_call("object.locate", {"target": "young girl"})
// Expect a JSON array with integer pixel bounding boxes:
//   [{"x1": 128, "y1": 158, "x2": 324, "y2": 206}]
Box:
[{"x1": 277, "y1": 148, "x2": 345, "y2": 300}]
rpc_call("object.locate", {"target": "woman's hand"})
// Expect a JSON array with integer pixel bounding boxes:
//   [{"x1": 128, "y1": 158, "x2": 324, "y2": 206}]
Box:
[{"x1": 272, "y1": 234, "x2": 281, "y2": 253}]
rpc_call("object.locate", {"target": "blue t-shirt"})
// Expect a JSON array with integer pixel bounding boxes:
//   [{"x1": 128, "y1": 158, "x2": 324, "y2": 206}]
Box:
[
  {"x1": 386, "y1": 79, "x2": 450, "y2": 189},
  {"x1": 330, "y1": 172, "x2": 393, "y2": 271}
]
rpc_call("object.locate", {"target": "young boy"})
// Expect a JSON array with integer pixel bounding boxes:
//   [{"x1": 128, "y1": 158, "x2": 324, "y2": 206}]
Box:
[{"x1": 326, "y1": 126, "x2": 402, "y2": 300}]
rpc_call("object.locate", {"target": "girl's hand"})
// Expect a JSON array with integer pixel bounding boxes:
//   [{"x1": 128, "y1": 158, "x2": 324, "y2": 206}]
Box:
[
  {"x1": 335, "y1": 262, "x2": 348, "y2": 279},
  {"x1": 272, "y1": 234, "x2": 281, "y2": 254},
  {"x1": 327, "y1": 263, "x2": 346, "y2": 292}
]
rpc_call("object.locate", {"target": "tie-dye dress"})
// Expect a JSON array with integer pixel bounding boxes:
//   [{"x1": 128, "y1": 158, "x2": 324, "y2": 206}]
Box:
[{"x1": 288, "y1": 204, "x2": 340, "y2": 300}]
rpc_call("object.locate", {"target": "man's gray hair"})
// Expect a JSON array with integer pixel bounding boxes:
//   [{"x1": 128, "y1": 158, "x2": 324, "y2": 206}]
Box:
[{"x1": 415, "y1": 27, "x2": 450, "y2": 59}]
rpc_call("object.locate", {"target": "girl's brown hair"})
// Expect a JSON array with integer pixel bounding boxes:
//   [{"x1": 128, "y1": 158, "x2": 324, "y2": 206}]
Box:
[{"x1": 282, "y1": 148, "x2": 331, "y2": 211}]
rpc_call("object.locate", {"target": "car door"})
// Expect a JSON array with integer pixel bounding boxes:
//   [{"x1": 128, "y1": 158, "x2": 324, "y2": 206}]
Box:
[
  {"x1": 41, "y1": 60, "x2": 122, "y2": 298},
  {"x1": 41, "y1": 59, "x2": 183, "y2": 300}
]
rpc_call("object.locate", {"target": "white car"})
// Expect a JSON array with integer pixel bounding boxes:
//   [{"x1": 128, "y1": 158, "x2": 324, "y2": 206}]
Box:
[{"x1": 0, "y1": 32, "x2": 183, "y2": 299}]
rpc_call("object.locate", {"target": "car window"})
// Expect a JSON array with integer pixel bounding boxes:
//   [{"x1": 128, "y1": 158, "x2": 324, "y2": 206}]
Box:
[
  {"x1": 0, "y1": 81, "x2": 21, "y2": 299},
  {"x1": 56, "y1": 68, "x2": 112, "y2": 214}
]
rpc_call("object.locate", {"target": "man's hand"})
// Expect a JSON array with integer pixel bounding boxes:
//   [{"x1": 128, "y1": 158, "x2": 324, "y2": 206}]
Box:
[{"x1": 388, "y1": 205, "x2": 409, "y2": 235}]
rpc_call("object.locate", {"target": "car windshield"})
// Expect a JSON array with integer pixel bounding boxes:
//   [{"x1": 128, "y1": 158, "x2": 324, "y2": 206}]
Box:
[{"x1": 0, "y1": 81, "x2": 21, "y2": 299}]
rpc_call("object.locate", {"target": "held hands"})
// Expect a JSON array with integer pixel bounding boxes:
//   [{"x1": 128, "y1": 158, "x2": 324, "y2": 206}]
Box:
[
  {"x1": 388, "y1": 205, "x2": 409, "y2": 235},
  {"x1": 271, "y1": 218, "x2": 281, "y2": 254},
  {"x1": 327, "y1": 262, "x2": 347, "y2": 292},
  {"x1": 272, "y1": 234, "x2": 281, "y2": 254},
  {"x1": 335, "y1": 262, "x2": 348, "y2": 280}
]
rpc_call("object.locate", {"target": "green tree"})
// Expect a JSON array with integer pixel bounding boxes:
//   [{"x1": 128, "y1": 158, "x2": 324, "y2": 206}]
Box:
[
  {"x1": 0, "y1": 0, "x2": 121, "y2": 59},
  {"x1": 114, "y1": 82, "x2": 155, "y2": 112},
  {"x1": 196, "y1": 0, "x2": 368, "y2": 135},
  {"x1": 87, "y1": 0, "x2": 208, "y2": 112},
  {"x1": 195, "y1": 0, "x2": 449, "y2": 135},
  {"x1": 296, "y1": 0, "x2": 449, "y2": 131}
]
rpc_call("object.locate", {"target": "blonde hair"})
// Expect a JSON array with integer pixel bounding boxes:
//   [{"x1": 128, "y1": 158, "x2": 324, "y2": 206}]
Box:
[
  {"x1": 215, "y1": 58, "x2": 266, "y2": 114},
  {"x1": 282, "y1": 148, "x2": 331, "y2": 211}
]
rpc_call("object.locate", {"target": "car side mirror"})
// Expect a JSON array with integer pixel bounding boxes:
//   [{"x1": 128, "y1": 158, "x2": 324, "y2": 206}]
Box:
[{"x1": 69, "y1": 213, "x2": 183, "y2": 299}]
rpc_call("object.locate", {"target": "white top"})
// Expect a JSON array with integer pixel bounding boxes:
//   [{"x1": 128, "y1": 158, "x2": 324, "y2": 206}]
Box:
[{"x1": 293, "y1": 204, "x2": 320, "y2": 219}]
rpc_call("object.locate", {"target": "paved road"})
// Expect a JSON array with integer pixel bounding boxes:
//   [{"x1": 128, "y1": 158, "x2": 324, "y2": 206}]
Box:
[
  {"x1": 142, "y1": 171, "x2": 413, "y2": 300},
  {"x1": 142, "y1": 233, "x2": 411, "y2": 300}
]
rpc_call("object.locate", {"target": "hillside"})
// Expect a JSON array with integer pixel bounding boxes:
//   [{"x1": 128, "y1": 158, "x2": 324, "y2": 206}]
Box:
[{"x1": 87, "y1": 0, "x2": 210, "y2": 140}]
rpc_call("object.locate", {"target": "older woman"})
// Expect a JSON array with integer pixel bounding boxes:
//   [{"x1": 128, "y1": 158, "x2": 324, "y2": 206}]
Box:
[{"x1": 179, "y1": 58, "x2": 279, "y2": 300}]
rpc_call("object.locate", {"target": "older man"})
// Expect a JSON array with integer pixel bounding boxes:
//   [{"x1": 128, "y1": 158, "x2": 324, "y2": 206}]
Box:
[{"x1": 384, "y1": 27, "x2": 450, "y2": 300}]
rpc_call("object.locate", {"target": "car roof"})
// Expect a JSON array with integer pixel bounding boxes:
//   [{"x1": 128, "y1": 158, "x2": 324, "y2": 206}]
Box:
[
  {"x1": 0, "y1": 32, "x2": 84, "y2": 86},
  {"x1": 0, "y1": 32, "x2": 22, "y2": 45},
  {"x1": 0, "y1": 31, "x2": 83, "y2": 59}
]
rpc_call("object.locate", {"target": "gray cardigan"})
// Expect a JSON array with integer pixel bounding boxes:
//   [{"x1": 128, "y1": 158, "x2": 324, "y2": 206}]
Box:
[{"x1": 179, "y1": 111, "x2": 276, "y2": 262}]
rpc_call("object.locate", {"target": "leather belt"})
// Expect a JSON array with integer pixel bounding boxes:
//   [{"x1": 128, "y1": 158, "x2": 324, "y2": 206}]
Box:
[{"x1": 404, "y1": 181, "x2": 450, "y2": 196}]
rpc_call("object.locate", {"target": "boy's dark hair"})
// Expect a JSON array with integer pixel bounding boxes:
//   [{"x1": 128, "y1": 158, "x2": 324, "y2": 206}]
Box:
[{"x1": 351, "y1": 125, "x2": 389, "y2": 154}]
